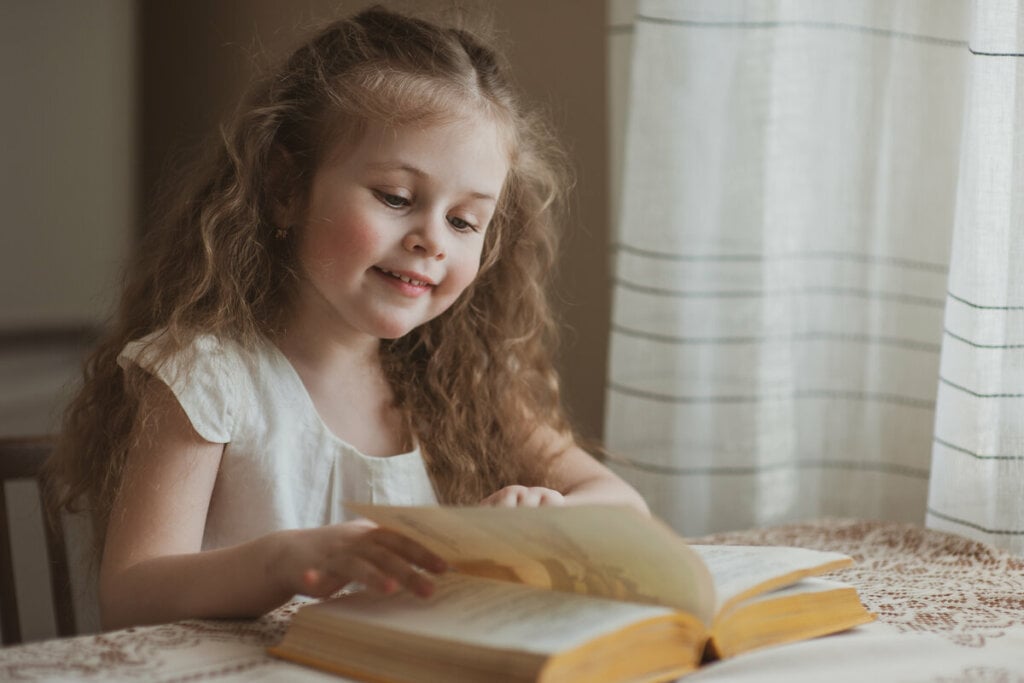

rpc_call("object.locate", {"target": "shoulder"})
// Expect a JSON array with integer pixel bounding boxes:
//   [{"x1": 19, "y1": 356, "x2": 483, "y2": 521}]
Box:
[
  {"x1": 118, "y1": 329, "x2": 259, "y2": 380},
  {"x1": 117, "y1": 329, "x2": 273, "y2": 443}
]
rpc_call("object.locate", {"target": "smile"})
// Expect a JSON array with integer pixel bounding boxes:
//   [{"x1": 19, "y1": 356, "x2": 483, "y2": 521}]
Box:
[{"x1": 375, "y1": 267, "x2": 434, "y2": 287}]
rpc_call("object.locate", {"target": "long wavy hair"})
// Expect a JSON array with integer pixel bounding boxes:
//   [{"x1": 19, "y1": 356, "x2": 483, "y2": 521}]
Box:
[{"x1": 44, "y1": 5, "x2": 577, "y2": 554}]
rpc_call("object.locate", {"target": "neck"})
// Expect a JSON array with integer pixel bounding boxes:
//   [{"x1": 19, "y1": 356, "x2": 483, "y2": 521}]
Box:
[
  {"x1": 274, "y1": 308, "x2": 409, "y2": 457},
  {"x1": 275, "y1": 297, "x2": 382, "y2": 377}
]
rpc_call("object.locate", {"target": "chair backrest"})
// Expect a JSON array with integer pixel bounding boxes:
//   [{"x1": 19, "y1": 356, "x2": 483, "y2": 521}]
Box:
[{"x1": 0, "y1": 436, "x2": 75, "y2": 645}]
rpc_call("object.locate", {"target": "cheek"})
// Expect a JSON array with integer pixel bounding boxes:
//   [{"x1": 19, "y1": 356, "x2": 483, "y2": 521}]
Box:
[
  {"x1": 444, "y1": 242, "x2": 485, "y2": 295},
  {"x1": 302, "y1": 214, "x2": 382, "y2": 273}
]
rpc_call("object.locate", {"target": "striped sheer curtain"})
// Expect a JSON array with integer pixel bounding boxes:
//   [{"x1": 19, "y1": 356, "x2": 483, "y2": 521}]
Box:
[{"x1": 604, "y1": 0, "x2": 1024, "y2": 554}]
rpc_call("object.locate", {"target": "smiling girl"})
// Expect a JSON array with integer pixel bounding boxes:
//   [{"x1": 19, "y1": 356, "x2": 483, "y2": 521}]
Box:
[{"x1": 44, "y1": 5, "x2": 647, "y2": 629}]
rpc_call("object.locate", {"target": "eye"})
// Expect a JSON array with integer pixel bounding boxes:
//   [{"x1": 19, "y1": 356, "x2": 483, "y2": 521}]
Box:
[
  {"x1": 447, "y1": 215, "x2": 478, "y2": 232},
  {"x1": 375, "y1": 190, "x2": 410, "y2": 209}
]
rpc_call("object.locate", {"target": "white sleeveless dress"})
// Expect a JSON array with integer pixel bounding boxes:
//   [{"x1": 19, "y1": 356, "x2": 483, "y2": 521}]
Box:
[{"x1": 118, "y1": 331, "x2": 438, "y2": 551}]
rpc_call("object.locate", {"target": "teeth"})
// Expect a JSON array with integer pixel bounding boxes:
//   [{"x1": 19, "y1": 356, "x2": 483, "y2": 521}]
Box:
[{"x1": 381, "y1": 268, "x2": 428, "y2": 286}]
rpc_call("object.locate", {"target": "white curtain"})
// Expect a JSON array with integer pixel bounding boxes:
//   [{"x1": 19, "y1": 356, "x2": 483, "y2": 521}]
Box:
[{"x1": 605, "y1": 0, "x2": 1024, "y2": 554}]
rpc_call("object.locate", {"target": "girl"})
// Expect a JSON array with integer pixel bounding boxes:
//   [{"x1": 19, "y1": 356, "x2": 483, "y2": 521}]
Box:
[{"x1": 44, "y1": 5, "x2": 647, "y2": 630}]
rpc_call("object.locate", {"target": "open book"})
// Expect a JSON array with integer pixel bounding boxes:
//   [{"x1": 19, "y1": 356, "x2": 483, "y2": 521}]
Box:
[{"x1": 270, "y1": 505, "x2": 873, "y2": 682}]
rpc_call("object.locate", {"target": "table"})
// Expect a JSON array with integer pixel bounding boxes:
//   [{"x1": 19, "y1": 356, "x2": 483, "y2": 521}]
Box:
[{"x1": 1, "y1": 519, "x2": 1023, "y2": 682}]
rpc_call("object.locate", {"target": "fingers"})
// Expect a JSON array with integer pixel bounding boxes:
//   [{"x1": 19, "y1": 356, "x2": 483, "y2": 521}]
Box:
[
  {"x1": 341, "y1": 532, "x2": 442, "y2": 598},
  {"x1": 537, "y1": 489, "x2": 566, "y2": 506},
  {"x1": 481, "y1": 486, "x2": 566, "y2": 507},
  {"x1": 371, "y1": 528, "x2": 448, "y2": 574},
  {"x1": 297, "y1": 525, "x2": 448, "y2": 600},
  {"x1": 301, "y1": 568, "x2": 350, "y2": 597}
]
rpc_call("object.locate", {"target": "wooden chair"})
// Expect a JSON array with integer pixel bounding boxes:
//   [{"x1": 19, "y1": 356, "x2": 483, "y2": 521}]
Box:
[{"x1": 0, "y1": 436, "x2": 76, "y2": 645}]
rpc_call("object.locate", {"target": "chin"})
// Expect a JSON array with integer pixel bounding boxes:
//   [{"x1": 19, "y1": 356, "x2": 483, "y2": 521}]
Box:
[
  {"x1": 368, "y1": 308, "x2": 448, "y2": 341},
  {"x1": 377, "y1": 330, "x2": 412, "y2": 341},
  {"x1": 371, "y1": 319, "x2": 421, "y2": 340}
]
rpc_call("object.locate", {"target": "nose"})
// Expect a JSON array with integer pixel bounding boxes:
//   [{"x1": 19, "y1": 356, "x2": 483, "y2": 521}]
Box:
[{"x1": 401, "y1": 212, "x2": 446, "y2": 260}]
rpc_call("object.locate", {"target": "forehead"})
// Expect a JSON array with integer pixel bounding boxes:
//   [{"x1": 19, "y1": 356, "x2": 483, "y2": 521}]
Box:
[{"x1": 341, "y1": 115, "x2": 511, "y2": 191}]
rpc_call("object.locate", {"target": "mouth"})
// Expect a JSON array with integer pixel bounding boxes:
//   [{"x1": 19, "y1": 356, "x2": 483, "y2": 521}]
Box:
[{"x1": 374, "y1": 267, "x2": 435, "y2": 287}]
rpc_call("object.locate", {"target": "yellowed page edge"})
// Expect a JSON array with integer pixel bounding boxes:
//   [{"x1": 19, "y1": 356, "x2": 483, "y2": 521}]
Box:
[{"x1": 715, "y1": 557, "x2": 853, "y2": 616}]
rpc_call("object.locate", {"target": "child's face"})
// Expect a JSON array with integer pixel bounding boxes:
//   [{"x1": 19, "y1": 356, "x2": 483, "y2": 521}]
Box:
[{"x1": 291, "y1": 115, "x2": 509, "y2": 342}]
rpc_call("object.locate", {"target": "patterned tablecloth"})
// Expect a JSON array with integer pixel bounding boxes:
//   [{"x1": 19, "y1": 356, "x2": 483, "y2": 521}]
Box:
[{"x1": 1, "y1": 519, "x2": 1022, "y2": 682}]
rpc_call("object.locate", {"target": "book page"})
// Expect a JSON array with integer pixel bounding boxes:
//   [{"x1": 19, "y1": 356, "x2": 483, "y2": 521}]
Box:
[
  {"x1": 310, "y1": 572, "x2": 680, "y2": 655},
  {"x1": 731, "y1": 577, "x2": 858, "y2": 607},
  {"x1": 691, "y1": 545, "x2": 853, "y2": 614},
  {"x1": 349, "y1": 504, "x2": 717, "y2": 624}
]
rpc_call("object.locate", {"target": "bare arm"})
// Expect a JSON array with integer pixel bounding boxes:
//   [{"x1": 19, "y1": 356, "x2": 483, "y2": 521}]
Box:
[
  {"x1": 480, "y1": 424, "x2": 649, "y2": 514},
  {"x1": 99, "y1": 381, "x2": 445, "y2": 630},
  {"x1": 549, "y1": 442, "x2": 649, "y2": 514}
]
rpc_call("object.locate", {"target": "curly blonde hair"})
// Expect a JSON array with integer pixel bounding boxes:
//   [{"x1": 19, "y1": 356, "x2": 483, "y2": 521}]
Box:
[{"x1": 44, "y1": 5, "x2": 576, "y2": 554}]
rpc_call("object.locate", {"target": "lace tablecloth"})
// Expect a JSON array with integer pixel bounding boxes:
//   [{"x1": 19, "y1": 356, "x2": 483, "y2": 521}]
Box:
[{"x1": 1, "y1": 519, "x2": 1022, "y2": 682}]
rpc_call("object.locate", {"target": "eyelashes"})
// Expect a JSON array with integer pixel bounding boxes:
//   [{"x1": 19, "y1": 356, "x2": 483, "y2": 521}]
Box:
[
  {"x1": 373, "y1": 190, "x2": 480, "y2": 232},
  {"x1": 447, "y1": 216, "x2": 476, "y2": 232},
  {"x1": 376, "y1": 191, "x2": 409, "y2": 209}
]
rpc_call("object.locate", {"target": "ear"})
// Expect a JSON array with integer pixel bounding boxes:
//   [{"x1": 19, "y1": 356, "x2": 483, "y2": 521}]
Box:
[{"x1": 266, "y1": 145, "x2": 303, "y2": 228}]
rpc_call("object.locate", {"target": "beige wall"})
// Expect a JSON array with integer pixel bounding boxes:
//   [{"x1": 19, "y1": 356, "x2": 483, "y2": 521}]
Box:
[
  {"x1": 0, "y1": 0, "x2": 135, "y2": 331},
  {"x1": 0, "y1": 1, "x2": 134, "y2": 432},
  {"x1": 140, "y1": 0, "x2": 611, "y2": 439},
  {"x1": 1, "y1": 0, "x2": 136, "y2": 437}
]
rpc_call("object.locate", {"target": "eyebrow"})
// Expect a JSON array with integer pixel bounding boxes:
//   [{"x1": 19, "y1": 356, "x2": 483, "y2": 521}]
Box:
[{"x1": 367, "y1": 161, "x2": 498, "y2": 201}]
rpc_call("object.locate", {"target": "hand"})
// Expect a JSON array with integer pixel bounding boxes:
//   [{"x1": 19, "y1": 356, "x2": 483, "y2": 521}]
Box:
[
  {"x1": 480, "y1": 485, "x2": 566, "y2": 507},
  {"x1": 270, "y1": 519, "x2": 448, "y2": 600}
]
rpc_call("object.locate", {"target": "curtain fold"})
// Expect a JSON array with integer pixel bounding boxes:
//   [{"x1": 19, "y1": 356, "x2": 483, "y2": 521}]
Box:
[
  {"x1": 926, "y1": 1, "x2": 1024, "y2": 554},
  {"x1": 605, "y1": 0, "x2": 1024, "y2": 553}
]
